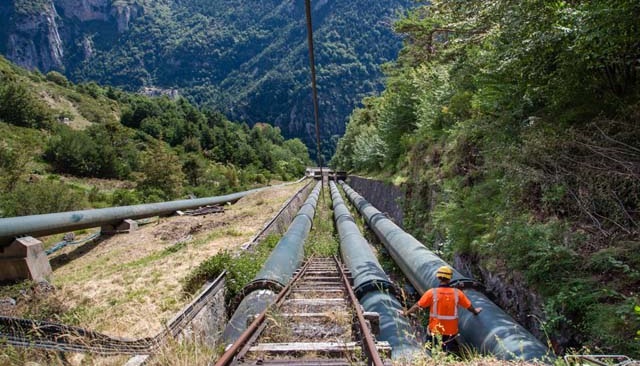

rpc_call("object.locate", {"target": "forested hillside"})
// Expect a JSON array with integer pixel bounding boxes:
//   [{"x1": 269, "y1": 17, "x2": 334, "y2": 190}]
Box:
[
  {"x1": 0, "y1": 55, "x2": 310, "y2": 217},
  {"x1": 332, "y1": 0, "x2": 640, "y2": 357},
  {"x1": 0, "y1": 0, "x2": 413, "y2": 159}
]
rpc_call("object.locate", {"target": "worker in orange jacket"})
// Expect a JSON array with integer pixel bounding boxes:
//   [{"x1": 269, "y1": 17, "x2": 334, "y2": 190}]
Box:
[{"x1": 402, "y1": 266, "x2": 482, "y2": 352}]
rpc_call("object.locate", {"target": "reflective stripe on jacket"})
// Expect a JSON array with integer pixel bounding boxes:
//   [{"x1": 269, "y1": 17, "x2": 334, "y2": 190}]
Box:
[
  {"x1": 431, "y1": 287, "x2": 459, "y2": 320},
  {"x1": 417, "y1": 286, "x2": 472, "y2": 336}
]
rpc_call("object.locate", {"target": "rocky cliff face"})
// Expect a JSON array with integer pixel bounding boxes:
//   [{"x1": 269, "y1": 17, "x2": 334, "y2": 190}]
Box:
[
  {"x1": 55, "y1": 0, "x2": 142, "y2": 32},
  {"x1": 55, "y1": 0, "x2": 110, "y2": 22},
  {"x1": 6, "y1": 0, "x2": 64, "y2": 71},
  {"x1": 1, "y1": 0, "x2": 143, "y2": 72}
]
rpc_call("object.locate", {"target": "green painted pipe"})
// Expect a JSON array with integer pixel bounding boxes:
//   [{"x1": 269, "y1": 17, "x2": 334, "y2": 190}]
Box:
[
  {"x1": 340, "y1": 181, "x2": 554, "y2": 363},
  {"x1": 330, "y1": 181, "x2": 423, "y2": 360},
  {"x1": 221, "y1": 181, "x2": 322, "y2": 343}
]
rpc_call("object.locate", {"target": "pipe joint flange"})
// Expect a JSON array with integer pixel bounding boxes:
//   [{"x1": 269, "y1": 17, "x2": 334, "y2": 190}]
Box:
[
  {"x1": 450, "y1": 279, "x2": 484, "y2": 291},
  {"x1": 294, "y1": 213, "x2": 314, "y2": 228},
  {"x1": 230, "y1": 279, "x2": 284, "y2": 312},
  {"x1": 334, "y1": 213, "x2": 355, "y2": 224},
  {"x1": 369, "y1": 211, "x2": 389, "y2": 224},
  {"x1": 354, "y1": 280, "x2": 398, "y2": 300}
]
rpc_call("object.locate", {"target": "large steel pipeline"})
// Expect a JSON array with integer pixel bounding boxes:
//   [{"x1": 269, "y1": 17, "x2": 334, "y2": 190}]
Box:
[
  {"x1": 329, "y1": 181, "x2": 423, "y2": 360},
  {"x1": 0, "y1": 183, "x2": 296, "y2": 246},
  {"x1": 340, "y1": 181, "x2": 554, "y2": 362},
  {"x1": 221, "y1": 180, "x2": 322, "y2": 344}
]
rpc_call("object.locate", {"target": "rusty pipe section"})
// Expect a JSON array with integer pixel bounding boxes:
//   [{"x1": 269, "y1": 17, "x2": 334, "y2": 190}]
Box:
[
  {"x1": 221, "y1": 180, "x2": 322, "y2": 344},
  {"x1": 0, "y1": 185, "x2": 279, "y2": 246},
  {"x1": 329, "y1": 181, "x2": 423, "y2": 360},
  {"x1": 339, "y1": 181, "x2": 554, "y2": 363}
]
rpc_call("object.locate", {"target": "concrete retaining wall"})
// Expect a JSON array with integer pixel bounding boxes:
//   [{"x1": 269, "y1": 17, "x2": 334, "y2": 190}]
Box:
[{"x1": 347, "y1": 176, "x2": 404, "y2": 227}]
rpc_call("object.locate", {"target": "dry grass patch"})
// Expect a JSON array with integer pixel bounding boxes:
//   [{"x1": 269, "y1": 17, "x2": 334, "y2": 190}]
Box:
[{"x1": 45, "y1": 181, "x2": 306, "y2": 338}]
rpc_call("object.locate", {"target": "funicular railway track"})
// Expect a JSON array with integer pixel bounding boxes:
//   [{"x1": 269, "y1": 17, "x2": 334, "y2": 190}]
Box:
[
  {"x1": 217, "y1": 255, "x2": 389, "y2": 366},
  {"x1": 0, "y1": 176, "x2": 558, "y2": 364}
]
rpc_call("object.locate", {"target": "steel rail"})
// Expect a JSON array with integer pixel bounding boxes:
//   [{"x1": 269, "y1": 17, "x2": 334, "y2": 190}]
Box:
[
  {"x1": 339, "y1": 180, "x2": 554, "y2": 362},
  {"x1": 214, "y1": 259, "x2": 314, "y2": 366},
  {"x1": 334, "y1": 255, "x2": 385, "y2": 366},
  {"x1": 0, "y1": 271, "x2": 226, "y2": 355}
]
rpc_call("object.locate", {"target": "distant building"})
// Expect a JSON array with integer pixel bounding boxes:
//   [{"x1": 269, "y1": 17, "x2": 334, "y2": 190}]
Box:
[
  {"x1": 305, "y1": 167, "x2": 347, "y2": 181},
  {"x1": 140, "y1": 86, "x2": 180, "y2": 99}
]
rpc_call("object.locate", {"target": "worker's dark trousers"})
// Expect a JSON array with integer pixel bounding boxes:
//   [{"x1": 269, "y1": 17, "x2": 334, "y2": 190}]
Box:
[{"x1": 429, "y1": 334, "x2": 457, "y2": 353}]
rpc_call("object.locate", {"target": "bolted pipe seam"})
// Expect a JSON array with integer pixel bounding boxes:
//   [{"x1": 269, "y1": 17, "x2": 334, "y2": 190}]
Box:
[
  {"x1": 221, "y1": 181, "x2": 323, "y2": 344},
  {"x1": 329, "y1": 181, "x2": 423, "y2": 361},
  {"x1": 339, "y1": 180, "x2": 554, "y2": 363}
]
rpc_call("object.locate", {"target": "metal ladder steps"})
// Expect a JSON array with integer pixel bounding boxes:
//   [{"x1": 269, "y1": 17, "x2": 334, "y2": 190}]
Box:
[
  {"x1": 291, "y1": 288, "x2": 344, "y2": 294},
  {"x1": 297, "y1": 278, "x2": 342, "y2": 283},
  {"x1": 290, "y1": 291, "x2": 344, "y2": 299},
  {"x1": 292, "y1": 286, "x2": 344, "y2": 291},
  {"x1": 279, "y1": 312, "x2": 347, "y2": 318},
  {"x1": 284, "y1": 298, "x2": 346, "y2": 305},
  {"x1": 300, "y1": 274, "x2": 342, "y2": 283},
  {"x1": 302, "y1": 270, "x2": 341, "y2": 275},
  {"x1": 293, "y1": 281, "x2": 344, "y2": 291}
]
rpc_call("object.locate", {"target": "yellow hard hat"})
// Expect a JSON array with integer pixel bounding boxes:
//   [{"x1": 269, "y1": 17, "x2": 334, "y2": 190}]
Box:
[{"x1": 436, "y1": 266, "x2": 453, "y2": 280}]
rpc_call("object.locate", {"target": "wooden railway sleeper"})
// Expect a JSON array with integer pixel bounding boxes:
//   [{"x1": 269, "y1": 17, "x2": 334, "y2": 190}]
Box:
[{"x1": 216, "y1": 256, "x2": 388, "y2": 366}]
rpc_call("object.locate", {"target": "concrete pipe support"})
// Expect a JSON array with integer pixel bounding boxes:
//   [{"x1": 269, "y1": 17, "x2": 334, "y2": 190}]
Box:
[{"x1": 0, "y1": 186, "x2": 274, "y2": 246}]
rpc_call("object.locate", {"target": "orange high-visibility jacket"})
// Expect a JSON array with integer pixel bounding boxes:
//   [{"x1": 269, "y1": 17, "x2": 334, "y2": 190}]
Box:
[{"x1": 417, "y1": 286, "x2": 472, "y2": 336}]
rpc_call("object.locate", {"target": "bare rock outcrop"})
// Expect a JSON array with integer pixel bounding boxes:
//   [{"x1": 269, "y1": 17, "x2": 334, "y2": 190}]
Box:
[
  {"x1": 6, "y1": 0, "x2": 64, "y2": 71},
  {"x1": 2, "y1": 0, "x2": 143, "y2": 72}
]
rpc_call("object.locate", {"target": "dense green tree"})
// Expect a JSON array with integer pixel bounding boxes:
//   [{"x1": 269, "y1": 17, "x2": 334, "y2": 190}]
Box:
[
  {"x1": 332, "y1": 0, "x2": 640, "y2": 356},
  {"x1": 0, "y1": 142, "x2": 27, "y2": 191},
  {"x1": 138, "y1": 146, "x2": 186, "y2": 200},
  {"x1": 1, "y1": 179, "x2": 88, "y2": 217},
  {"x1": 182, "y1": 153, "x2": 207, "y2": 186},
  {"x1": 44, "y1": 124, "x2": 138, "y2": 179},
  {"x1": 0, "y1": 78, "x2": 54, "y2": 129}
]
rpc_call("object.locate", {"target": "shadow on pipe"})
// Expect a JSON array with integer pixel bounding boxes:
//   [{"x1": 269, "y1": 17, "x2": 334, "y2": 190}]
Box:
[
  {"x1": 221, "y1": 181, "x2": 322, "y2": 344},
  {"x1": 329, "y1": 181, "x2": 424, "y2": 361},
  {"x1": 340, "y1": 181, "x2": 555, "y2": 363}
]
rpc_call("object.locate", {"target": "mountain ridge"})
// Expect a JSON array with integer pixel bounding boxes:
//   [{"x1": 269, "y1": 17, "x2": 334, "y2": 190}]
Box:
[{"x1": 0, "y1": 0, "x2": 414, "y2": 158}]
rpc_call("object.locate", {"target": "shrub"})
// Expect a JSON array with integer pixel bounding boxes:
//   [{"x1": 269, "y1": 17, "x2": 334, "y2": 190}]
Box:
[
  {"x1": 138, "y1": 147, "x2": 185, "y2": 200},
  {"x1": 45, "y1": 71, "x2": 70, "y2": 87},
  {"x1": 0, "y1": 141, "x2": 27, "y2": 191},
  {"x1": 0, "y1": 79, "x2": 54, "y2": 129},
  {"x1": 1, "y1": 179, "x2": 88, "y2": 217},
  {"x1": 110, "y1": 189, "x2": 142, "y2": 206},
  {"x1": 182, "y1": 235, "x2": 280, "y2": 306},
  {"x1": 44, "y1": 124, "x2": 137, "y2": 179}
]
